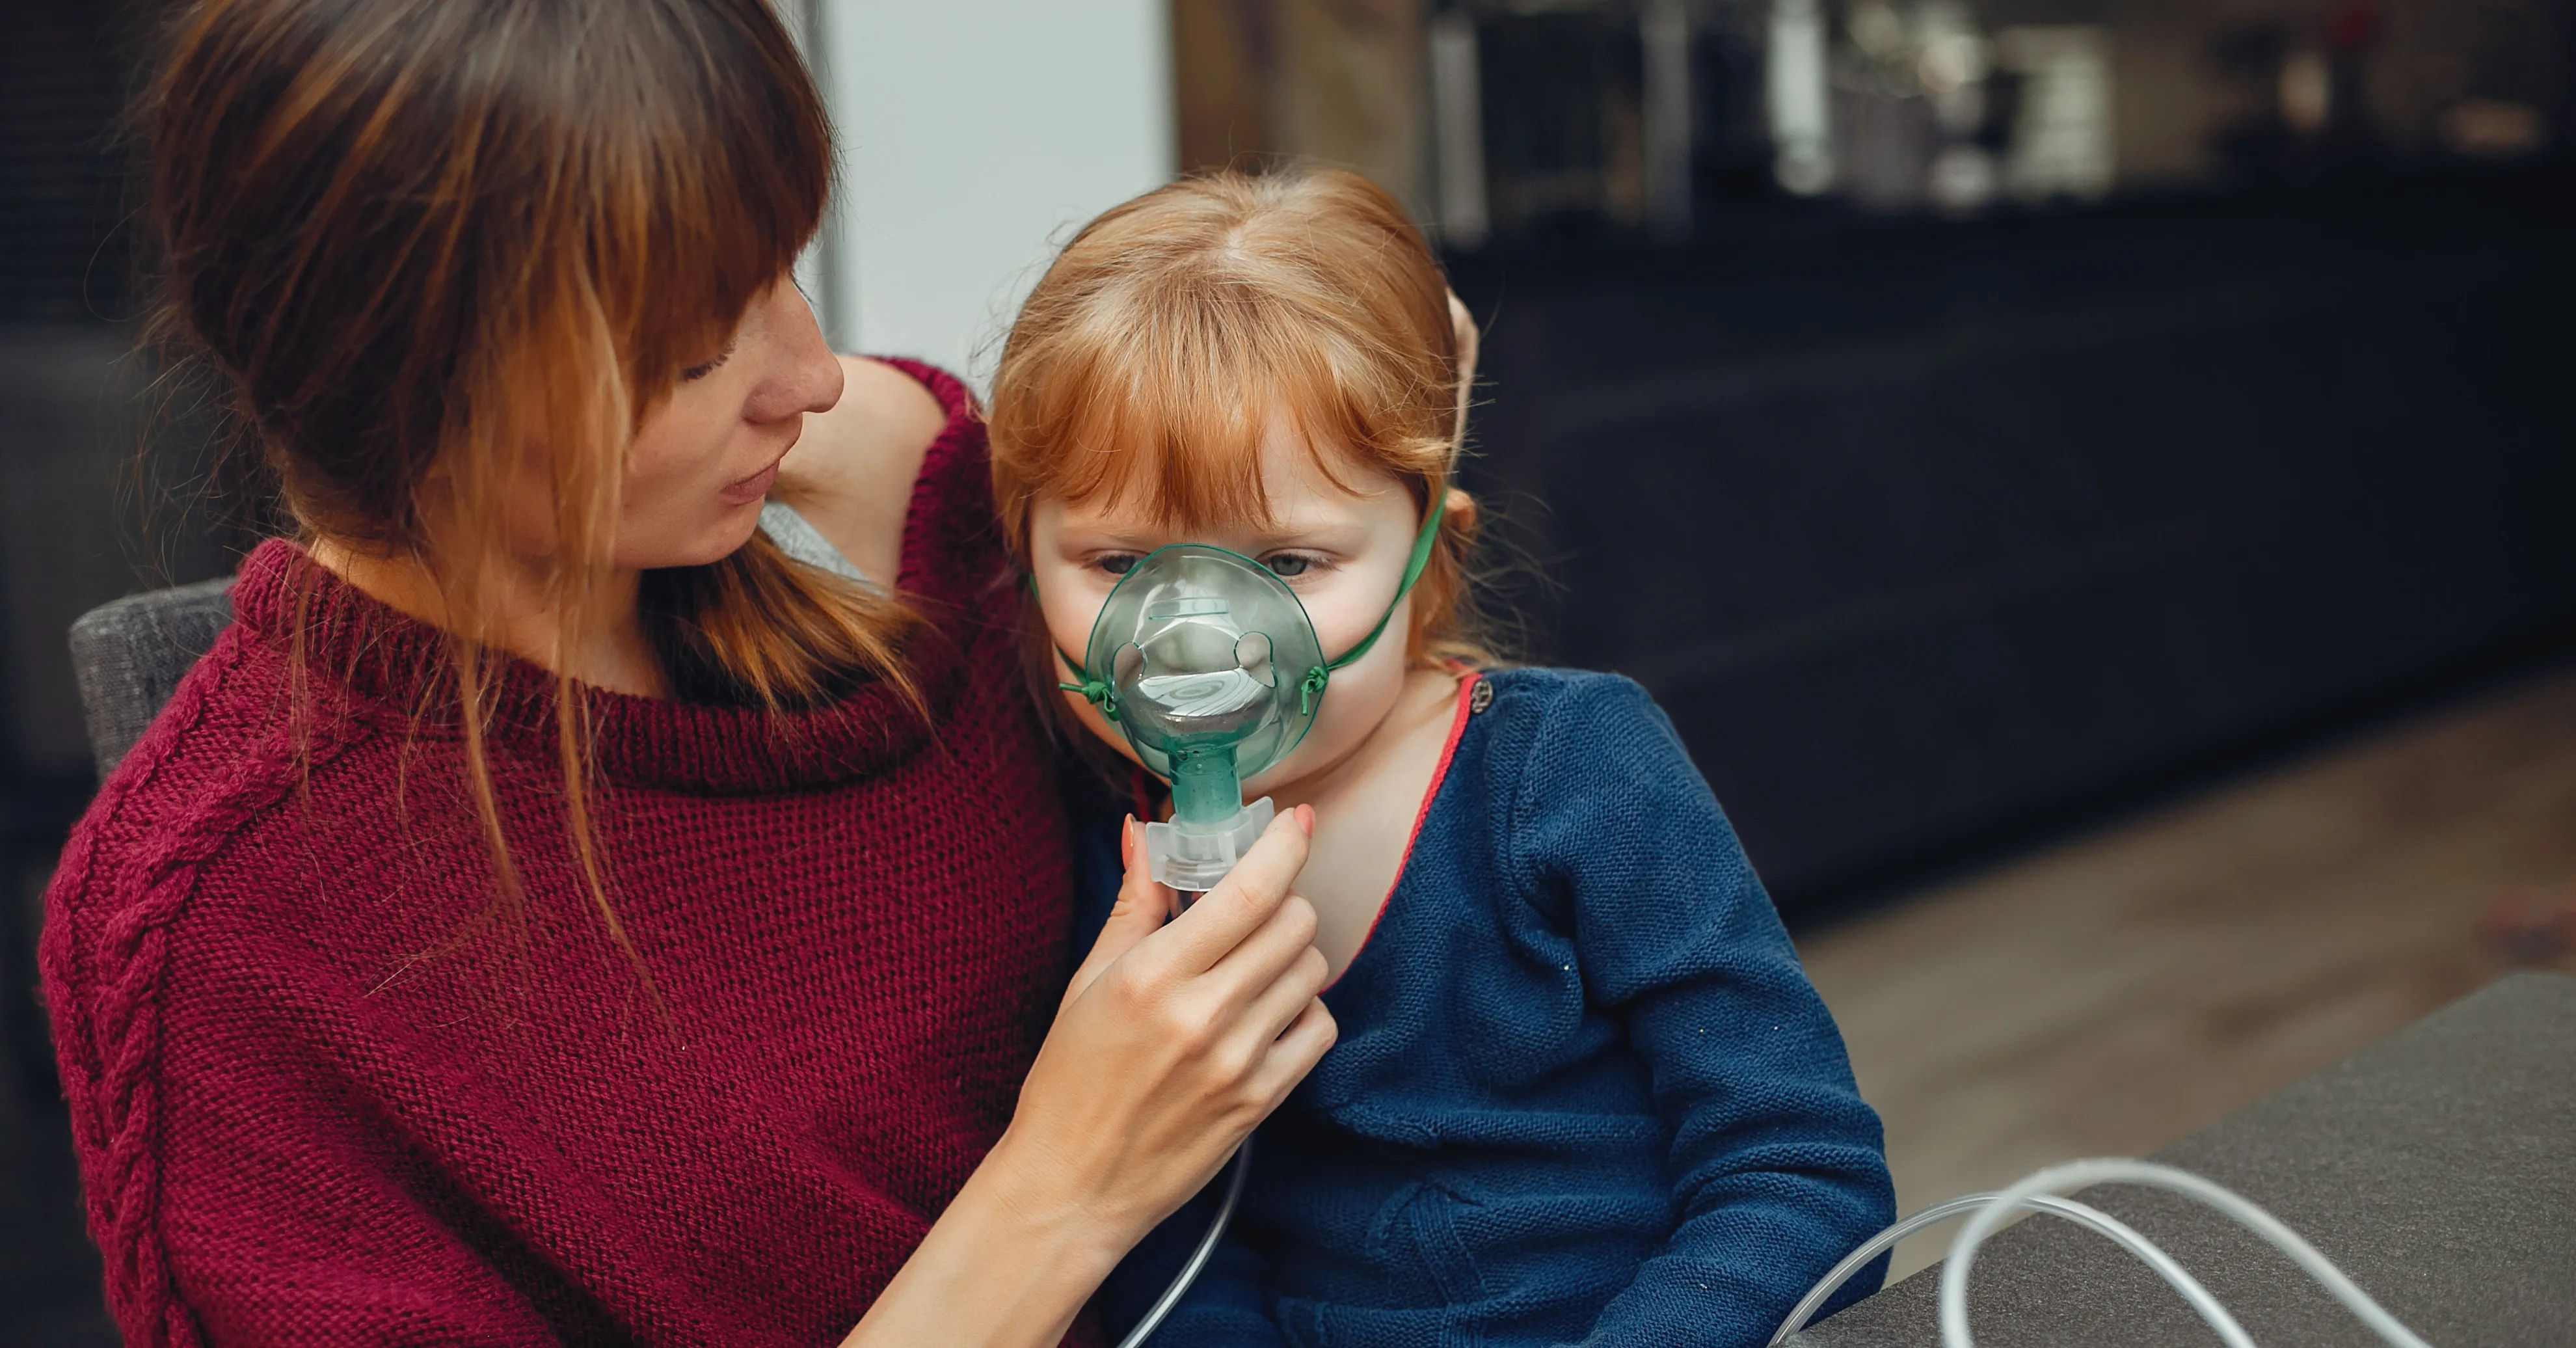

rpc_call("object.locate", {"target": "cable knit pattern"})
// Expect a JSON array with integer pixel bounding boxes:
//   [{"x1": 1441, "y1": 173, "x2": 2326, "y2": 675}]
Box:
[{"x1": 41, "y1": 360, "x2": 1080, "y2": 1347}]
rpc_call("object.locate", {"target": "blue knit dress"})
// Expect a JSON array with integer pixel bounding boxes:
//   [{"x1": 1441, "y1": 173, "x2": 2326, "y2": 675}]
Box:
[{"x1": 1090, "y1": 667, "x2": 1894, "y2": 1347}]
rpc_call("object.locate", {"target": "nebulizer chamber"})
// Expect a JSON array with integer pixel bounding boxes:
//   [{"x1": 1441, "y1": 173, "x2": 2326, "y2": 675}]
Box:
[{"x1": 1082, "y1": 545, "x2": 1327, "y2": 893}]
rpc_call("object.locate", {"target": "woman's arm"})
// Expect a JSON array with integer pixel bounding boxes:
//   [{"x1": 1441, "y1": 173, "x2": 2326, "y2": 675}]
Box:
[
  {"x1": 843, "y1": 810, "x2": 1335, "y2": 1348},
  {"x1": 773, "y1": 355, "x2": 949, "y2": 587}
]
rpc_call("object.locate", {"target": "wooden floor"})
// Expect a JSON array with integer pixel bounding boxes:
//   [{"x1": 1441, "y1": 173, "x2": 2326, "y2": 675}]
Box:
[{"x1": 1795, "y1": 659, "x2": 2576, "y2": 1281}]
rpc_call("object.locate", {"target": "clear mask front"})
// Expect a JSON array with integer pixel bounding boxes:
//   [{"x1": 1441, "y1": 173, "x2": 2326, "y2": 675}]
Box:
[{"x1": 1079, "y1": 545, "x2": 1326, "y2": 891}]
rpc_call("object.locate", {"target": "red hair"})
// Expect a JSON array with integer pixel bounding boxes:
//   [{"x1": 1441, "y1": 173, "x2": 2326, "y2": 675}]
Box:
[{"x1": 987, "y1": 168, "x2": 1487, "y2": 666}]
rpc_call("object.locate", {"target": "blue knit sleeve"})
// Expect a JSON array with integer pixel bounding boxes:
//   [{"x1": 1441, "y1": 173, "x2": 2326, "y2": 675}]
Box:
[{"x1": 1509, "y1": 674, "x2": 1895, "y2": 1347}]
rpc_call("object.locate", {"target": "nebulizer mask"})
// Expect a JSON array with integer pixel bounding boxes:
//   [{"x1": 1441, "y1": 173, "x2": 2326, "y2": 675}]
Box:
[{"x1": 1056, "y1": 494, "x2": 1445, "y2": 895}]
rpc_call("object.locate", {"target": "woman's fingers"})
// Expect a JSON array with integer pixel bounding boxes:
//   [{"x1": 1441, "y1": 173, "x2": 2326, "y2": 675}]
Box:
[
  {"x1": 1062, "y1": 816, "x2": 1173, "y2": 1008},
  {"x1": 1232, "y1": 943, "x2": 1330, "y2": 1051},
  {"x1": 1201, "y1": 889, "x2": 1322, "y2": 1015},
  {"x1": 1153, "y1": 805, "x2": 1313, "y2": 977},
  {"x1": 997, "y1": 805, "x2": 1335, "y2": 1256},
  {"x1": 1247, "y1": 999, "x2": 1337, "y2": 1106}
]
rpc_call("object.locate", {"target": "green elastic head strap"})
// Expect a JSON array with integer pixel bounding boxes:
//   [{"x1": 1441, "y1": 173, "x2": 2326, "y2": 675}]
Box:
[{"x1": 1051, "y1": 487, "x2": 1448, "y2": 721}]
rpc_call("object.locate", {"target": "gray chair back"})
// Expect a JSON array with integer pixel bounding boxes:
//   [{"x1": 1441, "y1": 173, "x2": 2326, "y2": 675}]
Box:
[{"x1": 68, "y1": 577, "x2": 237, "y2": 779}]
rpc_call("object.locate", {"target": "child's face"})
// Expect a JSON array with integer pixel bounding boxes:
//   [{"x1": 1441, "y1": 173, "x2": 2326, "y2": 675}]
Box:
[{"x1": 1029, "y1": 411, "x2": 1424, "y2": 799}]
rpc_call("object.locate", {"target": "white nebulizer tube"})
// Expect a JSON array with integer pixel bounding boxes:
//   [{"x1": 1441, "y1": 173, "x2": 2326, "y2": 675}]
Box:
[
  {"x1": 1938, "y1": 1159, "x2": 2434, "y2": 1348},
  {"x1": 1767, "y1": 1190, "x2": 2255, "y2": 1348},
  {"x1": 1115, "y1": 1137, "x2": 1254, "y2": 1348},
  {"x1": 1771, "y1": 1157, "x2": 2435, "y2": 1348}
]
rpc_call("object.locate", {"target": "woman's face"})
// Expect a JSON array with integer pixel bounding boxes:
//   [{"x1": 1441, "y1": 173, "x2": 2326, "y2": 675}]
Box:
[
  {"x1": 504, "y1": 278, "x2": 843, "y2": 572},
  {"x1": 1028, "y1": 412, "x2": 1423, "y2": 798}
]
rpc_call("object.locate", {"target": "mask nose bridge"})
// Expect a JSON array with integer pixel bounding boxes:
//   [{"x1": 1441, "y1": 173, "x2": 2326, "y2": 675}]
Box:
[{"x1": 1144, "y1": 593, "x2": 1231, "y2": 622}]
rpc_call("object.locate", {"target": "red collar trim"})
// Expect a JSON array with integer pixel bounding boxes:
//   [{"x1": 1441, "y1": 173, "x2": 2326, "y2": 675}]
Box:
[{"x1": 1325, "y1": 665, "x2": 1484, "y2": 991}]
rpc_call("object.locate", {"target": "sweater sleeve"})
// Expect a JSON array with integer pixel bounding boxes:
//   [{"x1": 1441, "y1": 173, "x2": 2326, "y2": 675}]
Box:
[
  {"x1": 46, "y1": 874, "x2": 570, "y2": 1347},
  {"x1": 1510, "y1": 675, "x2": 1895, "y2": 1348}
]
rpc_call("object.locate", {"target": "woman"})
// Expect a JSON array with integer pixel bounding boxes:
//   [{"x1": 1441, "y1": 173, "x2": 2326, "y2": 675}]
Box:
[{"x1": 40, "y1": 1, "x2": 1333, "y2": 1345}]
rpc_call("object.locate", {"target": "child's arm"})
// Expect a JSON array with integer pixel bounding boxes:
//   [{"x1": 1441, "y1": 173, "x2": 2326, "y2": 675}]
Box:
[{"x1": 1512, "y1": 675, "x2": 1897, "y2": 1347}]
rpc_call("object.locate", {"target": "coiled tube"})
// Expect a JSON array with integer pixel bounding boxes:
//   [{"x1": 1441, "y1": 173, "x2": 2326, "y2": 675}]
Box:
[
  {"x1": 1767, "y1": 1191, "x2": 2253, "y2": 1348},
  {"x1": 1939, "y1": 1158, "x2": 2434, "y2": 1348}
]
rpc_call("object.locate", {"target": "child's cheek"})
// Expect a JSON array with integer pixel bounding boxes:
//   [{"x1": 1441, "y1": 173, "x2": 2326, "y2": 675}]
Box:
[{"x1": 1255, "y1": 632, "x2": 1408, "y2": 792}]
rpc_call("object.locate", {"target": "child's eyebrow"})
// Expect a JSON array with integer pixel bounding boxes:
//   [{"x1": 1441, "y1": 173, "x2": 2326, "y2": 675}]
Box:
[
  {"x1": 1261, "y1": 484, "x2": 1408, "y2": 534},
  {"x1": 1051, "y1": 524, "x2": 1167, "y2": 551}
]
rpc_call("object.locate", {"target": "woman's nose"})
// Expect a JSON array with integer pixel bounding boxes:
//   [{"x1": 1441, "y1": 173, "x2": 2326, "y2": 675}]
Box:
[{"x1": 749, "y1": 284, "x2": 844, "y2": 423}]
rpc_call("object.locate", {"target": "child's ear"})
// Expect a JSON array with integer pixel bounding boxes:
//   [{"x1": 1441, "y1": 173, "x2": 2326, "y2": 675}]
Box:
[
  {"x1": 1447, "y1": 291, "x2": 1481, "y2": 386},
  {"x1": 1446, "y1": 291, "x2": 1480, "y2": 450},
  {"x1": 1443, "y1": 487, "x2": 1481, "y2": 548}
]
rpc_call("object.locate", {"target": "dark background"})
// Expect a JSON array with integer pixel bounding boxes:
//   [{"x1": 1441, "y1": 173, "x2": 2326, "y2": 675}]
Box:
[
  {"x1": 1451, "y1": 170, "x2": 2576, "y2": 907},
  {"x1": 5, "y1": 0, "x2": 2573, "y2": 1340}
]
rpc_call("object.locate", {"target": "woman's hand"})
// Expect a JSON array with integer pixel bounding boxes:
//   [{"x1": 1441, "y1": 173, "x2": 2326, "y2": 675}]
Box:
[
  {"x1": 841, "y1": 805, "x2": 1334, "y2": 1348},
  {"x1": 1004, "y1": 805, "x2": 1337, "y2": 1241}
]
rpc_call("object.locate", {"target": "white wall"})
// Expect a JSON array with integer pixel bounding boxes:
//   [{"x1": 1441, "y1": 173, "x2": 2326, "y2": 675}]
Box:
[{"x1": 805, "y1": 1, "x2": 1175, "y2": 387}]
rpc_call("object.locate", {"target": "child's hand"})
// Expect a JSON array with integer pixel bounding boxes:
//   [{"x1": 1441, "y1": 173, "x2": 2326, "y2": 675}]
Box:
[{"x1": 998, "y1": 805, "x2": 1335, "y2": 1250}]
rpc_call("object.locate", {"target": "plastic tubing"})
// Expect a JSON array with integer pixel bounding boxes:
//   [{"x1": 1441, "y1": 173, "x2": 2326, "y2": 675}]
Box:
[
  {"x1": 1116, "y1": 1138, "x2": 1254, "y2": 1348},
  {"x1": 1939, "y1": 1157, "x2": 2435, "y2": 1348},
  {"x1": 1767, "y1": 1193, "x2": 2254, "y2": 1348}
]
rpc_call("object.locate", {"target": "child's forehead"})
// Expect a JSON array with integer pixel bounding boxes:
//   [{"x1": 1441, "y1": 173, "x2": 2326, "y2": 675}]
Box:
[{"x1": 1056, "y1": 406, "x2": 1406, "y2": 531}]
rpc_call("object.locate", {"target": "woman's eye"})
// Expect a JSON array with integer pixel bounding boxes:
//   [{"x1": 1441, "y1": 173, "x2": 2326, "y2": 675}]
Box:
[
  {"x1": 1097, "y1": 555, "x2": 1139, "y2": 576},
  {"x1": 1263, "y1": 554, "x2": 1316, "y2": 578},
  {"x1": 679, "y1": 342, "x2": 737, "y2": 383}
]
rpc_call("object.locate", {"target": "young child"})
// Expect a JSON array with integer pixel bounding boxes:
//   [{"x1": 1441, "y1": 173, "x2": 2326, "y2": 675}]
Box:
[{"x1": 987, "y1": 169, "x2": 1894, "y2": 1348}]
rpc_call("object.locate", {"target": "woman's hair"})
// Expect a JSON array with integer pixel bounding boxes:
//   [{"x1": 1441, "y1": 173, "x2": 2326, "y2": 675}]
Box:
[
  {"x1": 987, "y1": 167, "x2": 1488, "y2": 669},
  {"x1": 144, "y1": 0, "x2": 915, "y2": 962}
]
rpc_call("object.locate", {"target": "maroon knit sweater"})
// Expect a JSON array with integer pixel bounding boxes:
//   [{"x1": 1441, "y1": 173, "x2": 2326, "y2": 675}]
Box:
[{"x1": 41, "y1": 362, "x2": 1080, "y2": 1347}]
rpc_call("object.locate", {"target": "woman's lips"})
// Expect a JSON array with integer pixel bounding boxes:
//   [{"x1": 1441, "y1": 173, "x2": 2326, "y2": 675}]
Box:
[{"x1": 720, "y1": 454, "x2": 785, "y2": 507}]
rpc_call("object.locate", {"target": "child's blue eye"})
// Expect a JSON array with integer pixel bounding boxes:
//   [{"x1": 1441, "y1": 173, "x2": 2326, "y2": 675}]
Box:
[{"x1": 1264, "y1": 554, "x2": 1315, "y2": 578}]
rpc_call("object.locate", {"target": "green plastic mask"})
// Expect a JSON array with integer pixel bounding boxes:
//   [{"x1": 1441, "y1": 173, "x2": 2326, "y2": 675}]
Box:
[{"x1": 1056, "y1": 494, "x2": 1445, "y2": 891}]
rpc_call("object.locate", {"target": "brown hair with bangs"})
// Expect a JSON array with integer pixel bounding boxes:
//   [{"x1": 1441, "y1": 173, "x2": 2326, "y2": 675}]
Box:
[
  {"x1": 144, "y1": 0, "x2": 915, "y2": 967},
  {"x1": 987, "y1": 167, "x2": 1488, "y2": 671}
]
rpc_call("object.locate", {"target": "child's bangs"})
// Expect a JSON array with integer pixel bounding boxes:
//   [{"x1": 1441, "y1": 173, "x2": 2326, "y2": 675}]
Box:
[{"x1": 1031, "y1": 312, "x2": 1376, "y2": 533}]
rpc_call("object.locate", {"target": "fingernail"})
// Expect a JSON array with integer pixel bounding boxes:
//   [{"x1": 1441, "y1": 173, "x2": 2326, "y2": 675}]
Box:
[
  {"x1": 1295, "y1": 803, "x2": 1315, "y2": 837},
  {"x1": 1121, "y1": 815, "x2": 1136, "y2": 867}
]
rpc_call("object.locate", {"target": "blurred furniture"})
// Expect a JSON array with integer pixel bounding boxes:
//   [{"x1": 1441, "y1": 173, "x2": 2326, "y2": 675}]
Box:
[
  {"x1": 66, "y1": 578, "x2": 235, "y2": 779},
  {"x1": 1454, "y1": 167, "x2": 2576, "y2": 908},
  {"x1": 1791, "y1": 971, "x2": 2576, "y2": 1346}
]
